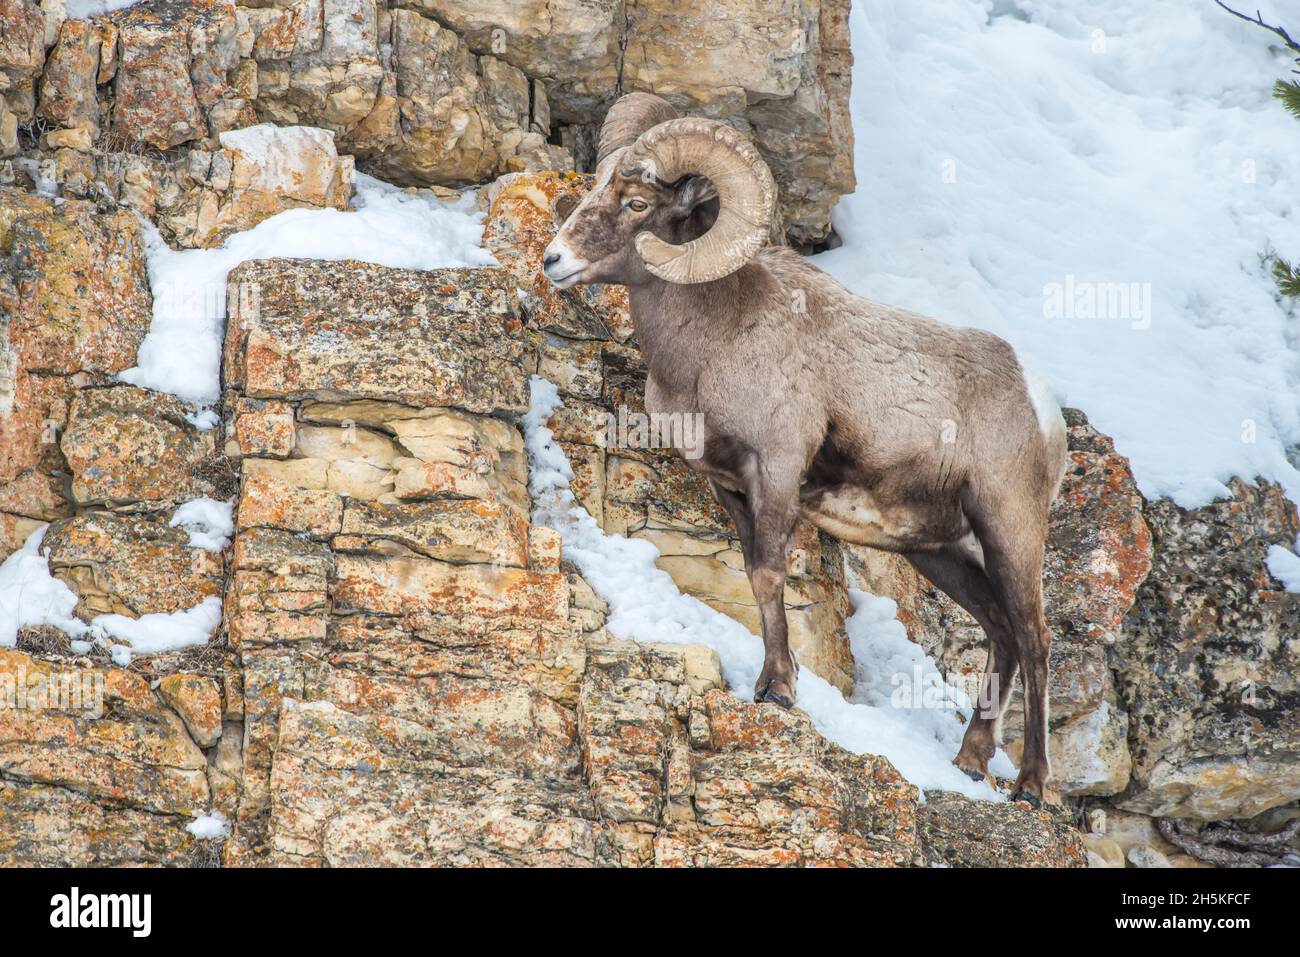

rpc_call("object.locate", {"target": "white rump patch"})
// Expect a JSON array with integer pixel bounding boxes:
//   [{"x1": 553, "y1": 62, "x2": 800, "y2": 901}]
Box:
[{"x1": 1018, "y1": 360, "x2": 1065, "y2": 442}]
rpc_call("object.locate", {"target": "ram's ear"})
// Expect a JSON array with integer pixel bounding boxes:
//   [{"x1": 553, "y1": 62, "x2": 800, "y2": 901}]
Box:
[
  {"x1": 552, "y1": 192, "x2": 580, "y2": 226},
  {"x1": 669, "y1": 175, "x2": 719, "y2": 218}
]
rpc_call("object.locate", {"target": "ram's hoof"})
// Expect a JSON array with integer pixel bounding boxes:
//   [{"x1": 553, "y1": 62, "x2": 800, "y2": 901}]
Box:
[
  {"x1": 1009, "y1": 789, "x2": 1043, "y2": 810},
  {"x1": 961, "y1": 767, "x2": 987, "y2": 784},
  {"x1": 755, "y1": 686, "x2": 795, "y2": 709}
]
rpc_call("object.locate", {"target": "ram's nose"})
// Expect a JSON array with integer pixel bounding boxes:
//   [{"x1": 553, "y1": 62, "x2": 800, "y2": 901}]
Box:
[{"x1": 542, "y1": 239, "x2": 586, "y2": 289}]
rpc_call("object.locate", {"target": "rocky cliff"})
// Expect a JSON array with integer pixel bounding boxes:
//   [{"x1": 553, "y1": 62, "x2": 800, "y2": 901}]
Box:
[
  {"x1": 0, "y1": 207, "x2": 1086, "y2": 866},
  {"x1": 0, "y1": 0, "x2": 1297, "y2": 868},
  {"x1": 2, "y1": 0, "x2": 852, "y2": 246}
]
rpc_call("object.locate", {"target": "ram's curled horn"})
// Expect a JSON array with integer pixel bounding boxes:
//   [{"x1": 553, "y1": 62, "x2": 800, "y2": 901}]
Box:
[
  {"x1": 624, "y1": 117, "x2": 777, "y2": 284},
  {"x1": 596, "y1": 92, "x2": 680, "y2": 165}
]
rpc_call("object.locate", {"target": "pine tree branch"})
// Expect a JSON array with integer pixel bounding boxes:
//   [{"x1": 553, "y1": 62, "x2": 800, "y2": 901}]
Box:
[
  {"x1": 1214, "y1": 1, "x2": 1300, "y2": 65},
  {"x1": 1275, "y1": 79, "x2": 1300, "y2": 120},
  {"x1": 1274, "y1": 257, "x2": 1300, "y2": 298}
]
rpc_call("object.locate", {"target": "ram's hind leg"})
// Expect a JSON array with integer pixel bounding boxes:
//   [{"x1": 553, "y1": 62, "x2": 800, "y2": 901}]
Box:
[
  {"x1": 905, "y1": 548, "x2": 1019, "y2": 780},
  {"x1": 964, "y1": 511, "x2": 1054, "y2": 806},
  {"x1": 708, "y1": 479, "x2": 756, "y2": 567}
]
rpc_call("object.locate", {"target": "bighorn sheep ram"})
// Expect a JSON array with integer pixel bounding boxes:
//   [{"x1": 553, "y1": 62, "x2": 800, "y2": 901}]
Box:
[{"x1": 543, "y1": 93, "x2": 1068, "y2": 804}]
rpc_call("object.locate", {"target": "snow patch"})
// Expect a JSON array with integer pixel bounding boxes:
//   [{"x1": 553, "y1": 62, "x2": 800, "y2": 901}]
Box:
[
  {"x1": 0, "y1": 527, "x2": 94, "y2": 648},
  {"x1": 186, "y1": 811, "x2": 231, "y2": 840},
  {"x1": 99, "y1": 598, "x2": 223, "y2": 667},
  {"x1": 1266, "y1": 538, "x2": 1300, "y2": 592},
  {"x1": 0, "y1": 526, "x2": 222, "y2": 660},
  {"x1": 169, "y1": 497, "x2": 234, "y2": 552},
  {"x1": 66, "y1": 0, "x2": 142, "y2": 18},
  {"x1": 120, "y1": 170, "x2": 497, "y2": 408}
]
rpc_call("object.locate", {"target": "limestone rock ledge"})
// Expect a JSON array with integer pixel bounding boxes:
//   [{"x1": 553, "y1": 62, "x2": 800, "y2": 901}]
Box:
[
  {"x1": 255, "y1": 634, "x2": 1085, "y2": 867},
  {"x1": 0, "y1": 650, "x2": 215, "y2": 866},
  {"x1": 0, "y1": 187, "x2": 154, "y2": 557},
  {"x1": 262, "y1": 641, "x2": 925, "y2": 867}
]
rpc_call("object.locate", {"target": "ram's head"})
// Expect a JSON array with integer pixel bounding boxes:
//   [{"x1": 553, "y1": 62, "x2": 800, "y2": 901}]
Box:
[{"x1": 543, "y1": 93, "x2": 777, "y2": 288}]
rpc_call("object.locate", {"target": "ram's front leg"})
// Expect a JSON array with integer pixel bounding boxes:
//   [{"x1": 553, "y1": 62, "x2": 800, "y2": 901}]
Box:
[{"x1": 744, "y1": 471, "x2": 802, "y2": 708}]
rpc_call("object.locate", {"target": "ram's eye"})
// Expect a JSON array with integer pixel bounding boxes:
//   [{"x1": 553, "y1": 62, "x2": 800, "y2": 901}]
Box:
[{"x1": 627, "y1": 198, "x2": 649, "y2": 213}]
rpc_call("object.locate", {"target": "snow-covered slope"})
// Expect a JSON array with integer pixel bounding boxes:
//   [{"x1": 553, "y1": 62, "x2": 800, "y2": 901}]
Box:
[{"x1": 816, "y1": 0, "x2": 1300, "y2": 508}]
